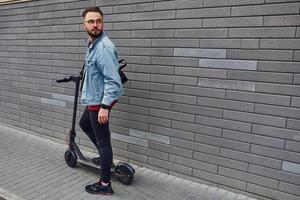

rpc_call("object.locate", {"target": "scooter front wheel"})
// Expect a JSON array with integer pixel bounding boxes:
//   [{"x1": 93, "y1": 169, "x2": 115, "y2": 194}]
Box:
[
  {"x1": 64, "y1": 149, "x2": 77, "y2": 168},
  {"x1": 115, "y1": 164, "x2": 134, "y2": 185}
]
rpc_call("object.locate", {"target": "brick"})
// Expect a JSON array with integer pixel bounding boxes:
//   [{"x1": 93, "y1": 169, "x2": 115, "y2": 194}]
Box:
[
  {"x1": 252, "y1": 124, "x2": 300, "y2": 141},
  {"x1": 291, "y1": 97, "x2": 300, "y2": 108},
  {"x1": 130, "y1": 97, "x2": 172, "y2": 110},
  {"x1": 112, "y1": 117, "x2": 149, "y2": 131},
  {"x1": 150, "y1": 108, "x2": 195, "y2": 123},
  {"x1": 149, "y1": 125, "x2": 195, "y2": 141},
  {"x1": 265, "y1": 0, "x2": 300, "y2": 3},
  {"x1": 279, "y1": 182, "x2": 300, "y2": 196},
  {"x1": 174, "y1": 85, "x2": 226, "y2": 99},
  {"x1": 282, "y1": 161, "x2": 300, "y2": 174},
  {"x1": 249, "y1": 164, "x2": 300, "y2": 185},
  {"x1": 227, "y1": 70, "x2": 293, "y2": 84},
  {"x1": 169, "y1": 154, "x2": 217, "y2": 173},
  {"x1": 175, "y1": 67, "x2": 226, "y2": 79},
  {"x1": 229, "y1": 27, "x2": 296, "y2": 38},
  {"x1": 130, "y1": 64, "x2": 174, "y2": 74},
  {"x1": 203, "y1": 0, "x2": 264, "y2": 7},
  {"x1": 114, "y1": 103, "x2": 149, "y2": 115},
  {"x1": 172, "y1": 102, "x2": 222, "y2": 118},
  {"x1": 130, "y1": 113, "x2": 171, "y2": 128},
  {"x1": 153, "y1": 19, "x2": 203, "y2": 29},
  {"x1": 111, "y1": 132, "x2": 148, "y2": 147},
  {"x1": 260, "y1": 39, "x2": 300, "y2": 50},
  {"x1": 149, "y1": 157, "x2": 192, "y2": 176},
  {"x1": 151, "y1": 91, "x2": 197, "y2": 105},
  {"x1": 232, "y1": 3, "x2": 300, "y2": 16},
  {"x1": 110, "y1": 124, "x2": 129, "y2": 135},
  {"x1": 294, "y1": 50, "x2": 300, "y2": 61},
  {"x1": 95, "y1": 0, "x2": 131, "y2": 6},
  {"x1": 203, "y1": 17, "x2": 263, "y2": 28},
  {"x1": 113, "y1": 21, "x2": 153, "y2": 31},
  {"x1": 175, "y1": 28, "x2": 228, "y2": 38},
  {"x1": 197, "y1": 96, "x2": 254, "y2": 112},
  {"x1": 149, "y1": 141, "x2": 193, "y2": 158},
  {"x1": 286, "y1": 140, "x2": 300, "y2": 153},
  {"x1": 251, "y1": 144, "x2": 300, "y2": 163},
  {"x1": 199, "y1": 58, "x2": 257, "y2": 70},
  {"x1": 195, "y1": 134, "x2": 250, "y2": 152},
  {"x1": 129, "y1": 128, "x2": 170, "y2": 144},
  {"x1": 223, "y1": 129, "x2": 285, "y2": 149},
  {"x1": 294, "y1": 74, "x2": 300, "y2": 85},
  {"x1": 172, "y1": 120, "x2": 222, "y2": 137},
  {"x1": 194, "y1": 151, "x2": 248, "y2": 171},
  {"x1": 123, "y1": 88, "x2": 150, "y2": 99},
  {"x1": 198, "y1": 78, "x2": 256, "y2": 91},
  {"x1": 226, "y1": 90, "x2": 290, "y2": 106},
  {"x1": 130, "y1": 47, "x2": 174, "y2": 56},
  {"x1": 131, "y1": 30, "x2": 174, "y2": 38},
  {"x1": 254, "y1": 104, "x2": 300, "y2": 119},
  {"x1": 171, "y1": 137, "x2": 220, "y2": 155},
  {"x1": 131, "y1": 81, "x2": 173, "y2": 92},
  {"x1": 177, "y1": 7, "x2": 230, "y2": 18},
  {"x1": 113, "y1": 2, "x2": 153, "y2": 13},
  {"x1": 221, "y1": 149, "x2": 282, "y2": 169},
  {"x1": 151, "y1": 56, "x2": 198, "y2": 67},
  {"x1": 227, "y1": 49, "x2": 293, "y2": 61},
  {"x1": 256, "y1": 82, "x2": 300, "y2": 96},
  {"x1": 114, "y1": 39, "x2": 151, "y2": 47},
  {"x1": 197, "y1": 115, "x2": 252, "y2": 132},
  {"x1": 287, "y1": 118, "x2": 300, "y2": 131},
  {"x1": 151, "y1": 74, "x2": 198, "y2": 86},
  {"x1": 193, "y1": 169, "x2": 247, "y2": 191},
  {"x1": 174, "y1": 48, "x2": 226, "y2": 59},
  {"x1": 126, "y1": 72, "x2": 151, "y2": 82},
  {"x1": 247, "y1": 184, "x2": 299, "y2": 200},
  {"x1": 155, "y1": 0, "x2": 203, "y2": 10},
  {"x1": 129, "y1": 144, "x2": 167, "y2": 160},
  {"x1": 219, "y1": 167, "x2": 279, "y2": 189},
  {"x1": 132, "y1": 10, "x2": 175, "y2": 21},
  {"x1": 264, "y1": 15, "x2": 300, "y2": 26},
  {"x1": 200, "y1": 39, "x2": 240, "y2": 48},
  {"x1": 152, "y1": 39, "x2": 200, "y2": 47}
]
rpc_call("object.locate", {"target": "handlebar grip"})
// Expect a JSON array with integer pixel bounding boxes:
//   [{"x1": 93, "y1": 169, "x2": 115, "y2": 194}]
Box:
[{"x1": 56, "y1": 78, "x2": 70, "y2": 83}]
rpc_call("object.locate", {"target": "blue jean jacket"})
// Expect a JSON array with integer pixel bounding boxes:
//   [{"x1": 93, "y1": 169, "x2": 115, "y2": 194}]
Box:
[{"x1": 80, "y1": 33, "x2": 123, "y2": 106}]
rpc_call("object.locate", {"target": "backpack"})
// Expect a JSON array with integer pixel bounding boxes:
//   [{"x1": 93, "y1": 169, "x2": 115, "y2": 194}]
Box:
[{"x1": 80, "y1": 59, "x2": 128, "y2": 83}]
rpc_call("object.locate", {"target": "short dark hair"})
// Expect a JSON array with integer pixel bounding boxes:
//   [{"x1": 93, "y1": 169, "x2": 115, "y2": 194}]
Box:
[{"x1": 82, "y1": 7, "x2": 103, "y2": 18}]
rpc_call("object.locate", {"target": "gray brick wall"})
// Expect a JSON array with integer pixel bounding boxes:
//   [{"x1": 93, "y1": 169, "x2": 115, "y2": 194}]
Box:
[{"x1": 0, "y1": 0, "x2": 299, "y2": 200}]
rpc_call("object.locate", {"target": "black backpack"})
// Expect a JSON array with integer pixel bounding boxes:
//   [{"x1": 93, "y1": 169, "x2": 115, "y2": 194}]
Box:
[{"x1": 80, "y1": 59, "x2": 128, "y2": 84}]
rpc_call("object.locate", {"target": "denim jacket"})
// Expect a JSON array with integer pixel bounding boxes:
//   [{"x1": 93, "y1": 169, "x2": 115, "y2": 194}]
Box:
[{"x1": 80, "y1": 33, "x2": 123, "y2": 106}]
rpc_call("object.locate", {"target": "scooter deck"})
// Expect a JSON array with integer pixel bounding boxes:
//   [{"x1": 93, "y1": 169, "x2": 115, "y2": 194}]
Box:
[{"x1": 77, "y1": 157, "x2": 101, "y2": 169}]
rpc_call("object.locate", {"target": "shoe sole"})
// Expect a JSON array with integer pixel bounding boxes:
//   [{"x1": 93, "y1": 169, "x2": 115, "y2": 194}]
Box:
[{"x1": 86, "y1": 191, "x2": 113, "y2": 195}]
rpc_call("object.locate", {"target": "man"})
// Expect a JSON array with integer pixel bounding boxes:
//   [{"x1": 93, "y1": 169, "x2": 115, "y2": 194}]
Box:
[{"x1": 79, "y1": 7, "x2": 123, "y2": 195}]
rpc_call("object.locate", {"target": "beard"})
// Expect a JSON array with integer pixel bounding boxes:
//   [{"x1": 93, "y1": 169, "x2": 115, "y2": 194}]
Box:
[{"x1": 87, "y1": 28, "x2": 103, "y2": 39}]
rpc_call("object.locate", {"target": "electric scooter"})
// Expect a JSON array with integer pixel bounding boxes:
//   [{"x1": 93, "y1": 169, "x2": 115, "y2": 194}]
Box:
[{"x1": 56, "y1": 62, "x2": 134, "y2": 185}]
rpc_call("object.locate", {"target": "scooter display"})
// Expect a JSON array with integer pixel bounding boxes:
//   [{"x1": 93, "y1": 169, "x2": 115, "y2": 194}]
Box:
[{"x1": 56, "y1": 63, "x2": 134, "y2": 185}]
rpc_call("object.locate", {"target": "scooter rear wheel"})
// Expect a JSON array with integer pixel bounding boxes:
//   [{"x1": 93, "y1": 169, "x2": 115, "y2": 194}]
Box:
[
  {"x1": 116, "y1": 164, "x2": 134, "y2": 185},
  {"x1": 64, "y1": 149, "x2": 77, "y2": 168}
]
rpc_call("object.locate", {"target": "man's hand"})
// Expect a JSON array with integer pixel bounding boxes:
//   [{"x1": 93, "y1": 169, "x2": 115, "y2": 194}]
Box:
[{"x1": 98, "y1": 108, "x2": 109, "y2": 124}]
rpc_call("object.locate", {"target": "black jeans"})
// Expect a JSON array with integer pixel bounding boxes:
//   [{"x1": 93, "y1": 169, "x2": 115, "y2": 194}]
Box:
[{"x1": 79, "y1": 107, "x2": 113, "y2": 183}]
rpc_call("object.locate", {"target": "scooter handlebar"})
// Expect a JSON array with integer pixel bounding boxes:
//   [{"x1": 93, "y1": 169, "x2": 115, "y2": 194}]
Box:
[
  {"x1": 56, "y1": 78, "x2": 70, "y2": 83},
  {"x1": 56, "y1": 76, "x2": 81, "y2": 83}
]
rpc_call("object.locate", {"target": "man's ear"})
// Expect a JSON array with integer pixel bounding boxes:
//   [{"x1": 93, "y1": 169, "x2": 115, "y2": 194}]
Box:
[{"x1": 82, "y1": 23, "x2": 87, "y2": 31}]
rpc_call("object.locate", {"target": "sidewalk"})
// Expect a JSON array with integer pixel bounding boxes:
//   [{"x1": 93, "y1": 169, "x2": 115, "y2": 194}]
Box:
[{"x1": 0, "y1": 124, "x2": 259, "y2": 200}]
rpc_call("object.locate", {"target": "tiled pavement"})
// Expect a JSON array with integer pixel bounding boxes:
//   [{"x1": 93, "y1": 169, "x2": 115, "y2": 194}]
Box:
[{"x1": 0, "y1": 124, "x2": 259, "y2": 200}]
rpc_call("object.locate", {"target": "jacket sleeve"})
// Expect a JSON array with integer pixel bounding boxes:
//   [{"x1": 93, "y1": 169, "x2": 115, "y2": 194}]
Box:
[{"x1": 99, "y1": 47, "x2": 123, "y2": 106}]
